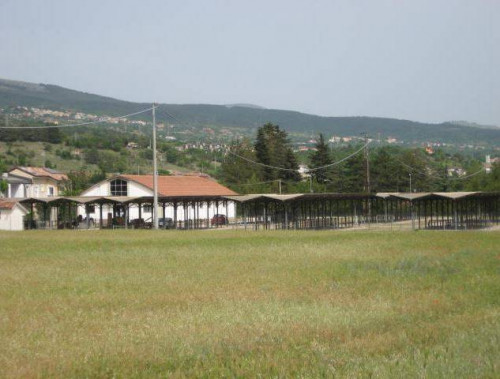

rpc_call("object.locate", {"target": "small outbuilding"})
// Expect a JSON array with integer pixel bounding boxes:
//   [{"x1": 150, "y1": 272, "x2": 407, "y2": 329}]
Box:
[{"x1": 0, "y1": 199, "x2": 28, "y2": 231}]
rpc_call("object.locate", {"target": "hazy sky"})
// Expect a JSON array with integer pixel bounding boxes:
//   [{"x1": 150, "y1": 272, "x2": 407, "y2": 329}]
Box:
[{"x1": 1, "y1": 0, "x2": 499, "y2": 125}]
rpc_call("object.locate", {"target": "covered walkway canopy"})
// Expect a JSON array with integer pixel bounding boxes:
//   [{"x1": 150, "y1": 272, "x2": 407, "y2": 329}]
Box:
[
  {"x1": 382, "y1": 191, "x2": 500, "y2": 230},
  {"x1": 19, "y1": 194, "x2": 233, "y2": 229},
  {"x1": 224, "y1": 191, "x2": 500, "y2": 230},
  {"x1": 225, "y1": 193, "x2": 381, "y2": 230},
  {"x1": 16, "y1": 191, "x2": 500, "y2": 231}
]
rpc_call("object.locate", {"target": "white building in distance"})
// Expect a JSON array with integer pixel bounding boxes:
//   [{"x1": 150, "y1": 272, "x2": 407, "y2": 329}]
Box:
[{"x1": 79, "y1": 174, "x2": 237, "y2": 226}]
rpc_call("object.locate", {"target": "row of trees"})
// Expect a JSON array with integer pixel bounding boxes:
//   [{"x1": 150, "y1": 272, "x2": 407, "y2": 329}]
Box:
[
  {"x1": 1, "y1": 120, "x2": 498, "y2": 195},
  {"x1": 219, "y1": 123, "x2": 499, "y2": 194},
  {"x1": 0, "y1": 125, "x2": 62, "y2": 144}
]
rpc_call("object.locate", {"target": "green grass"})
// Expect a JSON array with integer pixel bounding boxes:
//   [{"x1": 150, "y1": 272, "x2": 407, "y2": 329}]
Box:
[{"x1": 0, "y1": 230, "x2": 499, "y2": 377}]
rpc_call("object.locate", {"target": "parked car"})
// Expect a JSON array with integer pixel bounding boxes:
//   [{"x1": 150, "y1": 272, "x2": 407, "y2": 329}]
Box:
[
  {"x1": 130, "y1": 218, "x2": 152, "y2": 229},
  {"x1": 211, "y1": 214, "x2": 228, "y2": 226},
  {"x1": 158, "y1": 217, "x2": 175, "y2": 229}
]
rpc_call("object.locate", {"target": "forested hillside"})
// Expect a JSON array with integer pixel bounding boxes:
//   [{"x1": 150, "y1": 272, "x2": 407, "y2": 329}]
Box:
[{"x1": 1, "y1": 78, "x2": 499, "y2": 146}]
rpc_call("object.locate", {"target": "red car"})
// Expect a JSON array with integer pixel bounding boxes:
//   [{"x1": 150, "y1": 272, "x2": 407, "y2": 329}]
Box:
[{"x1": 211, "y1": 214, "x2": 228, "y2": 226}]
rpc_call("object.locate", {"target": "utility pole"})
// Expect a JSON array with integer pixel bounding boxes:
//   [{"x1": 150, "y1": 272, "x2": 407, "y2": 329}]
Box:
[
  {"x1": 152, "y1": 104, "x2": 159, "y2": 230},
  {"x1": 363, "y1": 133, "x2": 372, "y2": 226},
  {"x1": 363, "y1": 133, "x2": 371, "y2": 193},
  {"x1": 278, "y1": 179, "x2": 282, "y2": 195}
]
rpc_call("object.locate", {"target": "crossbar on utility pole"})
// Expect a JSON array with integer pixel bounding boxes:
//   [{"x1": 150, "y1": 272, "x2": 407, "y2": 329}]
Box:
[{"x1": 152, "y1": 103, "x2": 159, "y2": 230}]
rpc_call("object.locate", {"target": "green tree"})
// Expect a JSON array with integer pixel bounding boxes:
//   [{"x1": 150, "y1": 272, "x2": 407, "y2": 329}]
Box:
[
  {"x1": 64, "y1": 171, "x2": 91, "y2": 195},
  {"x1": 341, "y1": 150, "x2": 365, "y2": 193},
  {"x1": 0, "y1": 179, "x2": 7, "y2": 194},
  {"x1": 84, "y1": 148, "x2": 99, "y2": 165},
  {"x1": 47, "y1": 128, "x2": 62, "y2": 144},
  {"x1": 98, "y1": 151, "x2": 127, "y2": 173},
  {"x1": 484, "y1": 163, "x2": 500, "y2": 191},
  {"x1": 140, "y1": 149, "x2": 154, "y2": 160},
  {"x1": 309, "y1": 133, "x2": 332, "y2": 184},
  {"x1": 254, "y1": 123, "x2": 300, "y2": 182},
  {"x1": 371, "y1": 147, "x2": 407, "y2": 192},
  {"x1": 400, "y1": 149, "x2": 432, "y2": 192},
  {"x1": 0, "y1": 156, "x2": 6, "y2": 173},
  {"x1": 219, "y1": 138, "x2": 256, "y2": 189}
]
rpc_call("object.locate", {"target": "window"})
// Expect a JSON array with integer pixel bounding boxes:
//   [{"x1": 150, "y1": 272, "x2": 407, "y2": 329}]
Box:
[
  {"x1": 48, "y1": 187, "x2": 54, "y2": 197},
  {"x1": 143, "y1": 204, "x2": 152, "y2": 213},
  {"x1": 110, "y1": 179, "x2": 128, "y2": 196}
]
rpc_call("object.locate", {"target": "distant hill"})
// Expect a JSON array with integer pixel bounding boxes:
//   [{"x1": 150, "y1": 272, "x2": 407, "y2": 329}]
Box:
[
  {"x1": 224, "y1": 103, "x2": 266, "y2": 110},
  {"x1": 0, "y1": 78, "x2": 146, "y2": 115},
  {"x1": 447, "y1": 120, "x2": 499, "y2": 130},
  {"x1": 1, "y1": 78, "x2": 499, "y2": 146}
]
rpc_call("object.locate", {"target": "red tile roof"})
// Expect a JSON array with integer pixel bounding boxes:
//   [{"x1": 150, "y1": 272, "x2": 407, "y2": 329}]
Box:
[
  {"x1": 119, "y1": 175, "x2": 237, "y2": 197},
  {"x1": 0, "y1": 199, "x2": 18, "y2": 210},
  {"x1": 12, "y1": 167, "x2": 68, "y2": 181}
]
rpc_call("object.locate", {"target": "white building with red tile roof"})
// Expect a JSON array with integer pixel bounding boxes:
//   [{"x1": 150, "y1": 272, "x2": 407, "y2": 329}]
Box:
[{"x1": 79, "y1": 174, "x2": 237, "y2": 224}]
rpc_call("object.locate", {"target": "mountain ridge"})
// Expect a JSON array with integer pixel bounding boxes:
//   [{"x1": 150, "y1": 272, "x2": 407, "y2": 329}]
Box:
[{"x1": 1, "y1": 78, "x2": 499, "y2": 146}]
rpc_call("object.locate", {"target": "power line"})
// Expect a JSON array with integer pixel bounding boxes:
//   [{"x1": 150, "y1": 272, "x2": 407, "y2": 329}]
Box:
[
  {"x1": 227, "y1": 141, "x2": 371, "y2": 173},
  {"x1": 0, "y1": 106, "x2": 156, "y2": 129},
  {"x1": 442, "y1": 167, "x2": 485, "y2": 181},
  {"x1": 161, "y1": 109, "x2": 183, "y2": 124},
  {"x1": 396, "y1": 158, "x2": 485, "y2": 181},
  {"x1": 227, "y1": 150, "x2": 298, "y2": 172},
  {"x1": 308, "y1": 141, "x2": 371, "y2": 172}
]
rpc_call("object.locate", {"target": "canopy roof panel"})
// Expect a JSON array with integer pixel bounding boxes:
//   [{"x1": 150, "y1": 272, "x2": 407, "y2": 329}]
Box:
[
  {"x1": 225, "y1": 193, "x2": 376, "y2": 203},
  {"x1": 383, "y1": 192, "x2": 481, "y2": 201},
  {"x1": 15, "y1": 192, "x2": 496, "y2": 206}
]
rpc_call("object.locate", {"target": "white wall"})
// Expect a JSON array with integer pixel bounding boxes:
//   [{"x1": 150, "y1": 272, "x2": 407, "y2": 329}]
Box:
[
  {"x1": 77, "y1": 201, "x2": 236, "y2": 223},
  {"x1": 82, "y1": 180, "x2": 151, "y2": 197},
  {"x1": 26, "y1": 183, "x2": 57, "y2": 198},
  {"x1": 7, "y1": 182, "x2": 58, "y2": 198},
  {"x1": 8, "y1": 183, "x2": 25, "y2": 198},
  {"x1": 78, "y1": 178, "x2": 236, "y2": 224},
  {"x1": 0, "y1": 206, "x2": 26, "y2": 231}
]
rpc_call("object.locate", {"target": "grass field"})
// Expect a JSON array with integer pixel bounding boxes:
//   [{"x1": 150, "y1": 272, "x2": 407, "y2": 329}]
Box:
[{"x1": 0, "y1": 230, "x2": 499, "y2": 377}]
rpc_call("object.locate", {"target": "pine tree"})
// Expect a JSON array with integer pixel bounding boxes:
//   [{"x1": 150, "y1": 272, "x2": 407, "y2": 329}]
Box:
[
  {"x1": 310, "y1": 134, "x2": 332, "y2": 184},
  {"x1": 371, "y1": 147, "x2": 403, "y2": 192},
  {"x1": 254, "y1": 123, "x2": 300, "y2": 182},
  {"x1": 254, "y1": 125, "x2": 273, "y2": 180}
]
